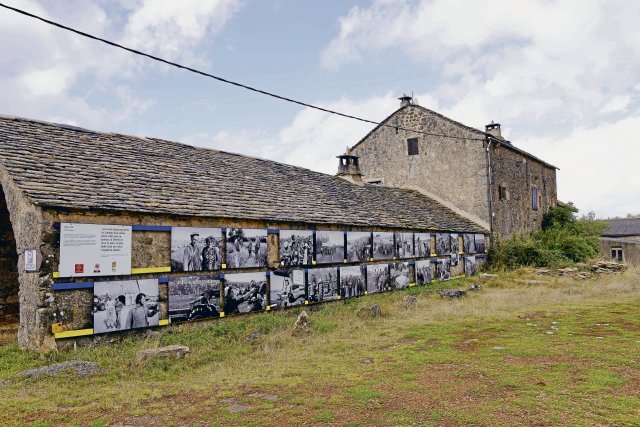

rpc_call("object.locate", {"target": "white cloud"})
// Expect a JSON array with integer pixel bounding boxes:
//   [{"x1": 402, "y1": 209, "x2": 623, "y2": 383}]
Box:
[{"x1": 600, "y1": 95, "x2": 631, "y2": 114}]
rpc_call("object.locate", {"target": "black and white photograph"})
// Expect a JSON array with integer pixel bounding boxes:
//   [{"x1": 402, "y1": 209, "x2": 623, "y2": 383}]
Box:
[
  {"x1": 463, "y1": 233, "x2": 476, "y2": 254},
  {"x1": 94, "y1": 279, "x2": 159, "y2": 333},
  {"x1": 279, "y1": 230, "x2": 313, "y2": 266},
  {"x1": 223, "y1": 272, "x2": 267, "y2": 315},
  {"x1": 347, "y1": 231, "x2": 372, "y2": 262},
  {"x1": 307, "y1": 267, "x2": 339, "y2": 302},
  {"x1": 435, "y1": 233, "x2": 451, "y2": 256},
  {"x1": 315, "y1": 230, "x2": 345, "y2": 264},
  {"x1": 171, "y1": 227, "x2": 222, "y2": 272},
  {"x1": 270, "y1": 269, "x2": 305, "y2": 309},
  {"x1": 436, "y1": 258, "x2": 451, "y2": 281},
  {"x1": 394, "y1": 232, "x2": 414, "y2": 259},
  {"x1": 475, "y1": 234, "x2": 486, "y2": 253},
  {"x1": 450, "y1": 233, "x2": 460, "y2": 266},
  {"x1": 390, "y1": 261, "x2": 411, "y2": 289},
  {"x1": 340, "y1": 265, "x2": 366, "y2": 298},
  {"x1": 415, "y1": 233, "x2": 432, "y2": 258},
  {"x1": 465, "y1": 256, "x2": 478, "y2": 276},
  {"x1": 168, "y1": 275, "x2": 221, "y2": 322},
  {"x1": 415, "y1": 259, "x2": 432, "y2": 285},
  {"x1": 225, "y1": 228, "x2": 268, "y2": 268},
  {"x1": 372, "y1": 232, "x2": 394, "y2": 260},
  {"x1": 366, "y1": 263, "x2": 390, "y2": 293}
]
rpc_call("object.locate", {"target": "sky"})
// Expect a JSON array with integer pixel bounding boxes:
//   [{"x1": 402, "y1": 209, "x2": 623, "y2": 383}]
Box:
[{"x1": 0, "y1": 0, "x2": 639, "y2": 219}]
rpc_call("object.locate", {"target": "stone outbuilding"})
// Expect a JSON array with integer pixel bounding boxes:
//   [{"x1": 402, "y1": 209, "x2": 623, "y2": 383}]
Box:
[
  {"x1": 600, "y1": 218, "x2": 640, "y2": 266},
  {"x1": 0, "y1": 115, "x2": 487, "y2": 350},
  {"x1": 348, "y1": 96, "x2": 559, "y2": 238}
]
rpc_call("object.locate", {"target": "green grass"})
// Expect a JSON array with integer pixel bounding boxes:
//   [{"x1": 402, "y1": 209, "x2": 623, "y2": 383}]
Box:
[{"x1": 1, "y1": 269, "x2": 640, "y2": 426}]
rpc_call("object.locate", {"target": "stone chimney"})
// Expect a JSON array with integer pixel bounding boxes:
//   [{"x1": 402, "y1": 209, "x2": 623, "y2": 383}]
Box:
[
  {"x1": 485, "y1": 121, "x2": 503, "y2": 139},
  {"x1": 337, "y1": 154, "x2": 363, "y2": 185},
  {"x1": 399, "y1": 94, "x2": 412, "y2": 107}
]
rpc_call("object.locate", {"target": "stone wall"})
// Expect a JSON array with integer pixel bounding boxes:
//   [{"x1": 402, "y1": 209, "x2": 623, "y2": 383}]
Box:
[
  {"x1": 600, "y1": 238, "x2": 640, "y2": 266},
  {"x1": 490, "y1": 143, "x2": 558, "y2": 237},
  {"x1": 349, "y1": 105, "x2": 490, "y2": 229},
  {"x1": 0, "y1": 186, "x2": 18, "y2": 322}
]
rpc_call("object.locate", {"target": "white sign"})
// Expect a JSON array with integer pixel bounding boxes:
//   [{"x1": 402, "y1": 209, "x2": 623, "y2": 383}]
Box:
[
  {"x1": 59, "y1": 223, "x2": 132, "y2": 278},
  {"x1": 293, "y1": 269, "x2": 304, "y2": 286},
  {"x1": 24, "y1": 249, "x2": 37, "y2": 271}
]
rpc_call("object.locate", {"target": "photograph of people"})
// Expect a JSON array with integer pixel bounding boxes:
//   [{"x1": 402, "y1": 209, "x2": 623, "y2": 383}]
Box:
[
  {"x1": 307, "y1": 267, "x2": 338, "y2": 302},
  {"x1": 270, "y1": 270, "x2": 305, "y2": 309},
  {"x1": 171, "y1": 227, "x2": 222, "y2": 272},
  {"x1": 340, "y1": 265, "x2": 365, "y2": 298},
  {"x1": 415, "y1": 233, "x2": 432, "y2": 257},
  {"x1": 346, "y1": 231, "x2": 372, "y2": 262},
  {"x1": 279, "y1": 230, "x2": 313, "y2": 266},
  {"x1": 169, "y1": 275, "x2": 221, "y2": 322},
  {"x1": 390, "y1": 262, "x2": 411, "y2": 289},
  {"x1": 450, "y1": 233, "x2": 460, "y2": 266},
  {"x1": 415, "y1": 259, "x2": 432, "y2": 285},
  {"x1": 366, "y1": 264, "x2": 389, "y2": 294},
  {"x1": 435, "y1": 233, "x2": 451, "y2": 256},
  {"x1": 223, "y1": 272, "x2": 267, "y2": 314},
  {"x1": 226, "y1": 228, "x2": 268, "y2": 268},
  {"x1": 315, "y1": 231, "x2": 345, "y2": 263},
  {"x1": 372, "y1": 232, "x2": 394, "y2": 260},
  {"x1": 94, "y1": 279, "x2": 159, "y2": 333}
]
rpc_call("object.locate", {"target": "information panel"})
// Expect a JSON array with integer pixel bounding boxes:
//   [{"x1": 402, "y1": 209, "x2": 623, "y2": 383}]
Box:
[{"x1": 59, "y1": 223, "x2": 132, "y2": 277}]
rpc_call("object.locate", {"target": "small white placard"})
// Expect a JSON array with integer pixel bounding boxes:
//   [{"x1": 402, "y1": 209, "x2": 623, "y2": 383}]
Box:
[
  {"x1": 59, "y1": 223, "x2": 132, "y2": 278},
  {"x1": 24, "y1": 249, "x2": 37, "y2": 271}
]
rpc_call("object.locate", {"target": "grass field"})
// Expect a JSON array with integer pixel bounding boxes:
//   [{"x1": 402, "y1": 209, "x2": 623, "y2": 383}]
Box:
[{"x1": 1, "y1": 268, "x2": 640, "y2": 426}]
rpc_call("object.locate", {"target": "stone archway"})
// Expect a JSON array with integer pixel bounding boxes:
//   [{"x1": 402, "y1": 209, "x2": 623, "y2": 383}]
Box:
[{"x1": 0, "y1": 185, "x2": 19, "y2": 343}]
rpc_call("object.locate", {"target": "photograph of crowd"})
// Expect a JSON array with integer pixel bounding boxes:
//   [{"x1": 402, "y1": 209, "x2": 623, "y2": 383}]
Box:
[
  {"x1": 436, "y1": 258, "x2": 451, "y2": 281},
  {"x1": 94, "y1": 279, "x2": 159, "y2": 333},
  {"x1": 347, "y1": 231, "x2": 372, "y2": 262},
  {"x1": 465, "y1": 256, "x2": 478, "y2": 276},
  {"x1": 171, "y1": 227, "x2": 222, "y2": 272},
  {"x1": 435, "y1": 233, "x2": 451, "y2": 256},
  {"x1": 366, "y1": 263, "x2": 389, "y2": 293},
  {"x1": 226, "y1": 228, "x2": 268, "y2": 268},
  {"x1": 415, "y1": 233, "x2": 432, "y2": 257},
  {"x1": 340, "y1": 265, "x2": 366, "y2": 298},
  {"x1": 394, "y1": 232, "x2": 414, "y2": 258},
  {"x1": 223, "y1": 272, "x2": 267, "y2": 314},
  {"x1": 270, "y1": 269, "x2": 305, "y2": 309},
  {"x1": 168, "y1": 275, "x2": 221, "y2": 322},
  {"x1": 390, "y1": 262, "x2": 411, "y2": 289},
  {"x1": 475, "y1": 234, "x2": 486, "y2": 253},
  {"x1": 415, "y1": 259, "x2": 432, "y2": 285},
  {"x1": 307, "y1": 267, "x2": 339, "y2": 302},
  {"x1": 450, "y1": 233, "x2": 460, "y2": 266},
  {"x1": 372, "y1": 232, "x2": 394, "y2": 260},
  {"x1": 279, "y1": 230, "x2": 313, "y2": 266},
  {"x1": 464, "y1": 233, "x2": 476, "y2": 254},
  {"x1": 316, "y1": 231, "x2": 345, "y2": 263}
]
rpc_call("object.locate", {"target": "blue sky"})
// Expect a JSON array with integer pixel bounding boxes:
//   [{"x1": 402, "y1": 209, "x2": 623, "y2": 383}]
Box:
[{"x1": 1, "y1": 0, "x2": 639, "y2": 218}]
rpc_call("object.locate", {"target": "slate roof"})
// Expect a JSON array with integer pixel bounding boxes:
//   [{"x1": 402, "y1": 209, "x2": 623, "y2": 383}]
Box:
[
  {"x1": 602, "y1": 218, "x2": 640, "y2": 237},
  {"x1": 0, "y1": 115, "x2": 485, "y2": 233}
]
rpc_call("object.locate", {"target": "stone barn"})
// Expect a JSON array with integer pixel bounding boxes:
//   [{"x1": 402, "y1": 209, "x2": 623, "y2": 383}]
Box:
[
  {"x1": 0, "y1": 115, "x2": 488, "y2": 350},
  {"x1": 600, "y1": 218, "x2": 640, "y2": 266},
  {"x1": 348, "y1": 96, "x2": 559, "y2": 238}
]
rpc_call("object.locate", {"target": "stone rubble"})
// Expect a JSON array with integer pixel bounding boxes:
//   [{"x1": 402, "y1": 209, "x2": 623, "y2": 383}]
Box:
[{"x1": 17, "y1": 360, "x2": 102, "y2": 379}]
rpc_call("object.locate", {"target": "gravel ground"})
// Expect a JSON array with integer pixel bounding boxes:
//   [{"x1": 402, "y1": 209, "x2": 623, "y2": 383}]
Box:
[{"x1": 17, "y1": 360, "x2": 102, "y2": 379}]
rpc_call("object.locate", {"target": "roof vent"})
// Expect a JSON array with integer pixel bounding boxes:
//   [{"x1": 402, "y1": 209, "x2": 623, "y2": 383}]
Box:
[{"x1": 337, "y1": 154, "x2": 363, "y2": 186}]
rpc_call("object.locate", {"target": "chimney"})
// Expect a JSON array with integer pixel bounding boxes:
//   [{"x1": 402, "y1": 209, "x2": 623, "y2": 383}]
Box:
[
  {"x1": 336, "y1": 154, "x2": 363, "y2": 185},
  {"x1": 399, "y1": 94, "x2": 412, "y2": 107},
  {"x1": 485, "y1": 121, "x2": 503, "y2": 139}
]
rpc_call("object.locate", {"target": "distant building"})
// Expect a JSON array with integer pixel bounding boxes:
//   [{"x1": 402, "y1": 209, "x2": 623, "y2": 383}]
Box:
[
  {"x1": 600, "y1": 218, "x2": 640, "y2": 265},
  {"x1": 348, "y1": 96, "x2": 559, "y2": 238}
]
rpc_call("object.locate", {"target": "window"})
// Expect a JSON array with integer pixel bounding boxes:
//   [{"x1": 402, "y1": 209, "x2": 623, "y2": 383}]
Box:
[
  {"x1": 498, "y1": 184, "x2": 509, "y2": 201},
  {"x1": 365, "y1": 178, "x2": 384, "y2": 186},
  {"x1": 532, "y1": 187, "x2": 539, "y2": 210},
  {"x1": 611, "y1": 248, "x2": 624, "y2": 262},
  {"x1": 407, "y1": 138, "x2": 419, "y2": 156}
]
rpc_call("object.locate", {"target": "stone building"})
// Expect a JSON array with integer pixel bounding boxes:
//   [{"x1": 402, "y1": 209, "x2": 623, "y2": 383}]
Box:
[
  {"x1": 348, "y1": 96, "x2": 558, "y2": 238},
  {"x1": 0, "y1": 115, "x2": 487, "y2": 350},
  {"x1": 600, "y1": 218, "x2": 640, "y2": 266}
]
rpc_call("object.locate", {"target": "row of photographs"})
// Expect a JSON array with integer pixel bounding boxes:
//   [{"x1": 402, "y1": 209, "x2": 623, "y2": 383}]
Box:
[
  {"x1": 93, "y1": 256, "x2": 479, "y2": 334},
  {"x1": 171, "y1": 227, "x2": 486, "y2": 271}
]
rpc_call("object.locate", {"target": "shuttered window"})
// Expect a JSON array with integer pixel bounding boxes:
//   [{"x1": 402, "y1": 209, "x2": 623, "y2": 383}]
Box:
[{"x1": 407, "y1": 138, "x2": 419, "y2": 156}]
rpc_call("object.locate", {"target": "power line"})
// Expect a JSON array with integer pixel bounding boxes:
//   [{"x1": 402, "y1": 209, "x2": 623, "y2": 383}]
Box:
[{"x1": 0, "y1": 2, "x2": 486, "y2": 142}]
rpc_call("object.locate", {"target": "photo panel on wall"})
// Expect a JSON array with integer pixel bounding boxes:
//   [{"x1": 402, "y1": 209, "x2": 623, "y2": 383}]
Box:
[
  {"x1": 307, "y1": 267, "x2": 339, "y2": 303},
  {"x1": 347, "y1": 231, "x2": 372, "y2": 262},
  {"x1": 168, "y1": 275, "x2": 221, "y2": 322},
  {"x1": 225, "y1": 228, "x2": 268, "y2": 269},
  {"x1": 450, "y1": 233, "x2": 460, "y2": 266},
  {"x1": 171, "y1": 227, "x2": 222, "y2": 272},
  {"x1": 390, "y1": 261, "x2": 411, "y2": 290},
  {"x1": 223, "y1": 272, "x2": 267, "y2": 315},
  {"x1": 435, "y1": 233, "x2": 451, "y2": 256},
  {"x1": 465, "y1": 256, "x2": 478, "y2": 276},
  {"x1": 270, "y1": 269, "x2": 305, "y2": 309},
  {"x1": 414, "y1": 232, "x2": 431, "y2": 258},
  {"x1": 435, "y1": 258, "x2": 451, "y2": 281},
  {"x1": 475, "y1": 234, "x2": 486, "y2": 253},
  {"x1": 315, "y1": 231, "x2": 345, "y2": 264},
  {"x1": 372, "y1": 232, "x2": 394, "y2": 260},
  {"x1": 415, "y1": 259, "x2": 433, "y2": 285},
  {"x1": 463, "y1": 233, "x2": 476, "y2": 254},
  {"x1": 340, "y1": 265, "x2": 366, "y2": 298},
  {"x1": 394, "y1": 232, "x2": 414, "y2": 259},
  {"x1": 94, "y1": 279, "x2": 159, "y2": 334},
  {"x1": 279, "y1": 230, "x2": 313, "y2": 267},
  {"x1": 366, "y1": 263, "x2": 390, "y2": 294}
]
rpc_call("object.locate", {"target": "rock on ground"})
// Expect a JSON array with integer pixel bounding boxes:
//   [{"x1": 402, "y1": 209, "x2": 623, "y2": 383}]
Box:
[
  {"x1": 134, "y1": 345, "x2": 189, "y2": 364},
  {"x1": 18, "y1": 360, "x2": 102, "y2": 379},
  {"x1": 439, "y1": 289, "x2": 467, "y2": 299}
]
